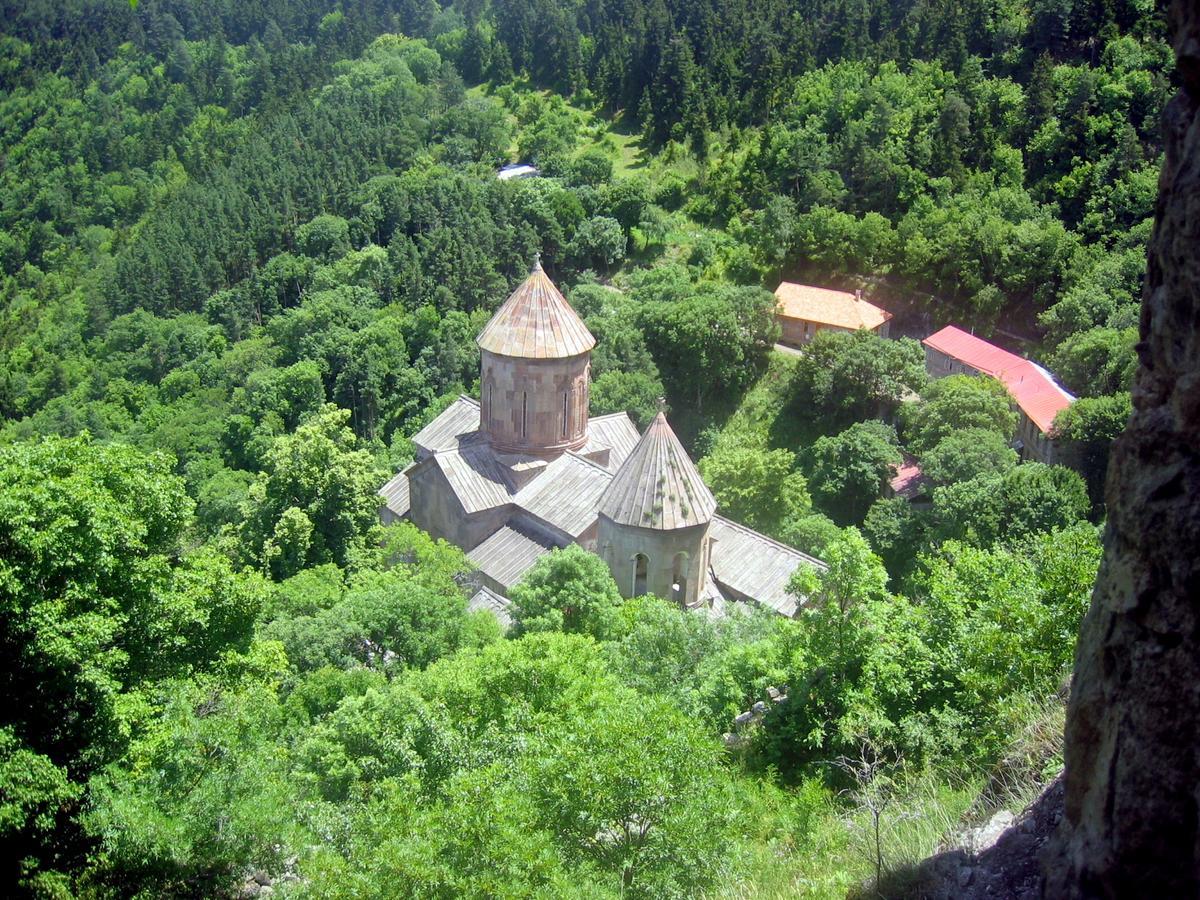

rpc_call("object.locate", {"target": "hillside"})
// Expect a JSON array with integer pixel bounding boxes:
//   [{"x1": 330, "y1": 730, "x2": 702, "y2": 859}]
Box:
[{"x1": 0, "y1": 2, "x2": 1167, "y2": 896}]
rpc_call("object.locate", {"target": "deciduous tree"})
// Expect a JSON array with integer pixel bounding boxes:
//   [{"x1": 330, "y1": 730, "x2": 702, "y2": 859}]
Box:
[
  {"x1": 240, "y1": 405, "x2": 382, "y2": 578},
  {"x1": 807, "y1": 421, "x2": 903, "y2": 525},
  {"x1": 510, "y1": 545, "x2": 624, "y2": 639}
]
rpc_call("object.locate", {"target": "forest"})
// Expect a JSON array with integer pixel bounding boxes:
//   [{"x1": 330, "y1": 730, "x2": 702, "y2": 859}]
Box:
[{"x1": 0, "y1": 0, "x2": 1164, "y2": 896}]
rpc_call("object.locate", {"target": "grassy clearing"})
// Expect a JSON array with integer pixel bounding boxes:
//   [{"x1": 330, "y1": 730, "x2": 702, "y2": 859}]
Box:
[
  {"x1": 719, "y1": 773, "x2": 979, "y2": 899},
  {"x1": 469, "y1": 81, "x2": 652, "y2": 176},
  {"x1": 708, "y1": 352, "x2": 800, "y2": 451},
  {"x1": 468, "y1": 81, "x2": 748, "y2": 293},
  {"x1": 470, "y1": 79, "x2": 711, "y2": 195},
  {"x1": 604, "y1": 121, "x2": 646, "y2": 177},
  {"x1": 702, "y1": 350, "x2": 827, "y2": 461}
]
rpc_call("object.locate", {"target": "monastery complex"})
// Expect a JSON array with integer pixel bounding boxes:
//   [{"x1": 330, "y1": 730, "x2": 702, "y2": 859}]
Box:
[
  {"x1": 379, "y1": 263, "x2": 826, "y2": 622},
  {"x1": 379, "y1": 267, "x2": 1077, "y2": 623}
]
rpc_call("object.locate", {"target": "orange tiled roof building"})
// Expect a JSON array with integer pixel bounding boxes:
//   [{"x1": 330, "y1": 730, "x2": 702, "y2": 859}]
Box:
[{"x1": 774, "y1": 282, "x2": 892, "y2": 347}]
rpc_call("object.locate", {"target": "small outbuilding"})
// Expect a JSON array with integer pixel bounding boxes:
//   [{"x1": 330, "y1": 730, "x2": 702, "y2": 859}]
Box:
[
  {"x1": 497, "y1": 163, "x2": 540, "y2": 181},
  {"x1": 886, "y1": 453, "x2": 931, "y2": 505},
  {"x1": 774, "y1": 282, "x2": 892, "y2": 348}
]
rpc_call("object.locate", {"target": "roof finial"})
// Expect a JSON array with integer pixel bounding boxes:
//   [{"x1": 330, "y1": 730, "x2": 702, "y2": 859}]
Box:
[{"x1": 532, "y1": 250, "x2": 543, "y2": 272}]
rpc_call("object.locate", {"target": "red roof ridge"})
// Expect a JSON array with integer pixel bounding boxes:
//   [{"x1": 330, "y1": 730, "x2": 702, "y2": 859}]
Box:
[{"x1": 922, "y1": 326, "x2": 1075, "y2": 434}]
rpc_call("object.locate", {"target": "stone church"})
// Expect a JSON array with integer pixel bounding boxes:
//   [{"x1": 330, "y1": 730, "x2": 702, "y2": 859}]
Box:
[{"x1": 378, "y1": 262, "x2": 824, "y2": 622}]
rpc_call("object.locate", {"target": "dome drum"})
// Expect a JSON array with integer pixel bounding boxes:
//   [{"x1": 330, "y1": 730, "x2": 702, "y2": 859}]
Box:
[{"x1": 481, "y1": 349, "x2": 590, "y2": 455}]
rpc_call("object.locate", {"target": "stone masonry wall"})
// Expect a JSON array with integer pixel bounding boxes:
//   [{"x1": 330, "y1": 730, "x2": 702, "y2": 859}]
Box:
[
  {"x1": 597, "y1": 515, "x2": 710, "y2": 607},
  {"x1": 407, "y1": 460, "x2": 510, "y2": 551},
  {"x1": 481, "y1": 350, "x2": 589, "y2": 455}
]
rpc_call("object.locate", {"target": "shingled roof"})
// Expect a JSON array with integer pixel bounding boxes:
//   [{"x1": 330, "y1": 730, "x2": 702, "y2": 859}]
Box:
[
  {"x1": 476, "y1": 262, "x2": 596, "y2": 359},
  {"x1": 598, "y1": 412, "x2": 717, "y2": 530},
  {"x1": 411, "y1": 396, "x2": 483, "y2": 457},
  {"x1": 516, "y1": 452, "x2": 614, "y2": 538},
  {"x1": 709, "y1": 516, "x2": 825, "y2": 617}
]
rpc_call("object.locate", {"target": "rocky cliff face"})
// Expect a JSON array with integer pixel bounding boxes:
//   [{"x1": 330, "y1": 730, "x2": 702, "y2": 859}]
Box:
[{"x1": 1045, "y1": 2, "x2": 1200, "y2": 895}]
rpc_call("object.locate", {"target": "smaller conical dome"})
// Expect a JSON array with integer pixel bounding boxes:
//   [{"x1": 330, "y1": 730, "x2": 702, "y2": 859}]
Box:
[
  {"x1": 476, "y1": 261, "x2": 596, "y2": 359},
  {"x1": 599, "y1": 412, "x2": 717, "y2": 530}
]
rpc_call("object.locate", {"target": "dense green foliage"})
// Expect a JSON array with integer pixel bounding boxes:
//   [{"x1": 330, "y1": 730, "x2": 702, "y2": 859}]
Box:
[
  {"x1": 0, "y1": 437, "x2": 267, "y2": 889},
  {"x1": 700, "y1": 445, "x2": 812, "y2": 535},
  {"x1": 0, "y1": 0, "x2": 1157, "y2": 894},
  {"x1": 1053, "y1": 391, "x2": 1134, "y2": 509},
  {"x1": 86, "y1": 632, "x2": 737, "y2": 898},
  {"x1": 510, "y1": 544, "x2": 624, "y2": 639},
  {"x1": 808, "y1": 421, "x2": 903, "y2": 525},
  {"x1": 904, "y1": 375, "x2": 1018, "y2": 453},
  {"x1": 767, "y1": 523, "x2": 1100, "y2": 772}
]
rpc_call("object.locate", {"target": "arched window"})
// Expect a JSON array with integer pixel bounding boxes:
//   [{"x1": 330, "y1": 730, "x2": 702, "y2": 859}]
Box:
[
  {"x1": 633, "y1": 553, "x2": 649, "y2": 596},
  {"x1": 577, "y1": 373, "x2": 588, "y2": 431},
  {"x1": 671, "y1": 552, "x2": 689, "y2": 604},
  {"x1": 521, "y1": 391, "x2": 528, "y2": 438},
  {"x1": 562, "y1": 390, "x2": 569, "y2": 438}
]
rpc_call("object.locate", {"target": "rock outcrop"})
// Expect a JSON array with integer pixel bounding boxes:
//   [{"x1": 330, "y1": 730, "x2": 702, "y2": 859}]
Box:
[
  {"x1": 1044, "y1": 2, "x2": 1200, "y2": 894},
  {"x1": 917, "y1": 778, "x2": 1064, "y2": 900}
]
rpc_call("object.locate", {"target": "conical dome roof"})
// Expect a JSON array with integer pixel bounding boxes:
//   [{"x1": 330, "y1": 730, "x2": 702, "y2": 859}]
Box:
[
  {"x1": 599, "y1": 412, "x2": 717, "y2": 530},
  {"x1": 476, "y1": 261, "x2": 596, "y2": 359}
]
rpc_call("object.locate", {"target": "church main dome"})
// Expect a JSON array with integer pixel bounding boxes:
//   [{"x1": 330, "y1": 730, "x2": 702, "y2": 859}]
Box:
[
  {"x1": 476, "y1": 261, "x2": 596, "y2": 359},
  {"x1": 477, "y1": 261, "x2": 595, "y2": 455}
]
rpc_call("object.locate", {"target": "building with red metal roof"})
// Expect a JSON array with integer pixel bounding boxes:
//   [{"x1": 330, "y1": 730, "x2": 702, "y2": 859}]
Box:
[
  {"x1": 922, "y1": 325, "x2": 1076, "y2": 465},
  {"x1": 887, "y1": 453, "x2": 931, "y2": 503}
]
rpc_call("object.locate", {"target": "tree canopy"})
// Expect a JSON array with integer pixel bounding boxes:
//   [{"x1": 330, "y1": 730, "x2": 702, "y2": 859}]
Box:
[
  {"x1": 0, "y1": 0, "x2": 1158, "y2": 892},
  {"x1": 510, "y1": 544, "x2": 624, "y2": 640}
]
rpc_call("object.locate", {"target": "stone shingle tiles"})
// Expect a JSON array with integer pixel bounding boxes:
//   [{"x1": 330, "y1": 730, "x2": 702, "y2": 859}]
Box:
[
  {"x1": 430, "y1": 444, "x2": 515, "y2": 514},
  {"x1": 467, "y1": 519, "x2": 561, "y2": 590},
  {"x1": 476, "y1": 262, "x2": 596, "y2": 359},
  {"x1": 581, "y1": 412, "x2": 642, "y2": 472},
  {"x1": 411, "y1": 396, "x2": 484, "y2": 456},
  {"x1": 467, "y1": 585, "x2": 512, "y2": 630},
  {"x1": 708, "y1": 516, "x2": 826, "y2": 617},
  {"x1": 378, "y1": 463, "x2": 415, "y2": 518},
  {"x1": 515, "y1": 452, "x2": 614, "y2": 538},
  {"x1": 598, "y1": 412, "x2": 717, "y2": 530},
  {"x1": 412, "y1": 398, "x2": 640, "y2": 476}
]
